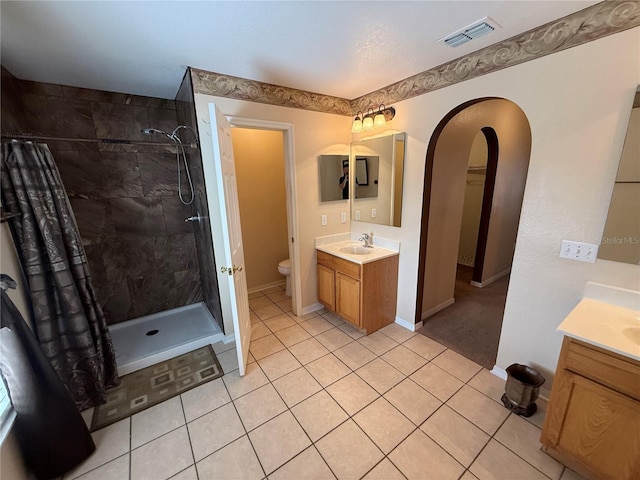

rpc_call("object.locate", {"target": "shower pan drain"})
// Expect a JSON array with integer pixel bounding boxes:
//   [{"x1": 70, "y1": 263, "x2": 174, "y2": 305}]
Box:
[{"x1": 146, "y1": 329, "x2": 159, "y2": 336}]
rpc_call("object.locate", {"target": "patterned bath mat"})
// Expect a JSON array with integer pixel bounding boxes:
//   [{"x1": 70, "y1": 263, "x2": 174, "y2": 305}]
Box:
[{"x1": 90, "y1": 345, "x2": 223, "y2": 431}]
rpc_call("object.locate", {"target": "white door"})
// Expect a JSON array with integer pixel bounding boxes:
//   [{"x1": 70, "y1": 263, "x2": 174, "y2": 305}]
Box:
[{"x1": 208, "y1": 104, "x2": 251, "y2": 376}]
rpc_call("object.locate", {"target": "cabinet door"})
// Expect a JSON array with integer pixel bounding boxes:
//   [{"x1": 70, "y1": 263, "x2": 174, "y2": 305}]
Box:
[
  {"x1": 336, "y1": 273, "x2": 360, "y2": 327},
  {"x1": 547, "y1": 371, "x2": 640, "y2": 480},
  {"x1": 317, "y1": 264, "x2": 335, "y2": 310}
]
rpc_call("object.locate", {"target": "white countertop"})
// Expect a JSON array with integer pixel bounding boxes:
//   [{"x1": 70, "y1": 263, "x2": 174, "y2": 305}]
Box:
[
  {"x1": 315, "y1": 239, "x2": 399, "y2": 265},
  {"x1": 557, "y1": 297, "x2": 640, "y2": 362}
]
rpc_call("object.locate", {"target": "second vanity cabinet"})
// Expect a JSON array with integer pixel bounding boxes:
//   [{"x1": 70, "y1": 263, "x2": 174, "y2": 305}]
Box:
[
  {"x1": 540, "y1": 336, "x2": 640, "y2": 479},
  {"x1": 317, "y1": 250, "x2": 398, "y2": 334}
]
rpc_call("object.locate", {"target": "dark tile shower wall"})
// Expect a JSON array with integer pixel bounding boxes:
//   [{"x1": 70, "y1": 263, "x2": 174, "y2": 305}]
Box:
[
  {"x1": 176, "y1": 69, "x2": 224, "y2": 331},
  {"x1": 2, "y1": 71, "x2": 204, "y2": 324},
  {"x1": 1, "y1": 67, "x2": 27, "y2": 132}
]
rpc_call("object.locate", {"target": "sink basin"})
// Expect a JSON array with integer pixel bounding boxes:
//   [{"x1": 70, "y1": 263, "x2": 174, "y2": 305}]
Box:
[
  {"x1": 622, "y1": 326, "x2": 640, "y2": 345},
  {"x1": 339, "y1": 245, "x2": 371, "y2": 255}
]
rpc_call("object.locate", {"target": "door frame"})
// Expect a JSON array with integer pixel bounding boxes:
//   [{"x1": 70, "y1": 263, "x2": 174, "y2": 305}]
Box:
[
  {"x1": 471, "y1": 127, "x2": 499, "y2": 284},
  {"x1": 226, "y1": 117, "x2": 301, "y2": 316}
]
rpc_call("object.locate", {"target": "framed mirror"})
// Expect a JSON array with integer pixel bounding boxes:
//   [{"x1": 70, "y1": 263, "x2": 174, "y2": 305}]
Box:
[
  {"x1": 319, "y1": 154, "x2": 349, "y2": 201},
  {"x1": 350, "y1": 132, "x2": 405, "y2": 227},
  {"x1": 598, "y1": 87, "x2": 640, "y2": 265}
]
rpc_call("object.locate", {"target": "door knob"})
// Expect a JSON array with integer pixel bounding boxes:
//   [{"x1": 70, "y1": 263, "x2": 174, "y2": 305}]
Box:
[{"x1": 221, "y1": 265, "x2": 243, "y2": 276}]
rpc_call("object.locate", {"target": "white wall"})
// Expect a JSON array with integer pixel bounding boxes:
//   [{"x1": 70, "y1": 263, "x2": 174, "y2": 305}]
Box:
[{"x1": 353, "y1": 27, "x2": 640, "y2": 379}]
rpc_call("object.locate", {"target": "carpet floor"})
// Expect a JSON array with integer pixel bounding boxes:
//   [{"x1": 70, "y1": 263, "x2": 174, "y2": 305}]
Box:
[
  {"x1": 418, "y1": 265, "x2": 509, "y2": 369},
  {"x1": 91, "y1": 345, "x2": 223, "y2": 431}
]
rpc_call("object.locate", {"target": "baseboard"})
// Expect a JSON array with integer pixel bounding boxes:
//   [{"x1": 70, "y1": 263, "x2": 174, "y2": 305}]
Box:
[
  {"x1": 395, "y1": 317, "x2": 423, "y2": 332},
  {"x1": 301, "y1": 302, "x2": 325, "y2": 315},
  {"x1": 248, "y1": 280, "x2": 285, "y2": 294},
  {"x1": 421, "y1": 297, "x2": 455, "y2": 320},
  {"x1": 491, "y1": 365, "x2": 507, "y2": 380},
  {"x1": 470, "y1": 268, "x2": 511, "y2": 288}
]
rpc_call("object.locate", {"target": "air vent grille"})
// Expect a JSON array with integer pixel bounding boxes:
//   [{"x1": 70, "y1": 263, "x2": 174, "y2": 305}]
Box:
[{"x1": 440, "y1": 17, "x2": 499, "y2": 48}]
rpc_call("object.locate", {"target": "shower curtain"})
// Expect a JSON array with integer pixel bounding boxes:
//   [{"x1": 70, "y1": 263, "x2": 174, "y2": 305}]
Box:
[{"x1": 1, "y1": 140, "x2": 119, "y2": 409}]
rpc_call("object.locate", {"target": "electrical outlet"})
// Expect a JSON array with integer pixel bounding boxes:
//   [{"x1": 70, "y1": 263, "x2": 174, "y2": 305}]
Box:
[
  {"x1": 341, "y1": 212, "x2": 347, "y2": 223},
  {"x1": 559, "y1": 240, "x2": 599, "y2": 263},
  {"x1": 321, "y1": 215, "x2": 327, "y2": 226},
  {"x1": 355, "y1": 210, "x2": 361, "y2": 221},
  {"x1": 371, "y1": 208, "x2": 377, "y2": 218}
]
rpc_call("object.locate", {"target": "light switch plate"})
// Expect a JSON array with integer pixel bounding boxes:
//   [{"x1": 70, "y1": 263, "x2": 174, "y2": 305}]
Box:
[
  {"x1": 341, "y1": 212, "x2": 347, "y2": 223},
  {"x1": 355, "y1": 211, "x2": 361, "y2": 221},
  {"x1": 559, "y1": 240, "x2": 598, "y2": 263},
  {"x1": 371, "y1": 208, "x2": 377, "y2": 218},
  {"x1": 321, "y1": 214, "x2": 327, "y2": 226}
]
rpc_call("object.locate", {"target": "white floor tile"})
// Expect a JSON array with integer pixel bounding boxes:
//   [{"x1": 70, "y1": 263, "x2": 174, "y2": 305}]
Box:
[
  {"x1": 248, "y1": 411, "x2": 311, "y2": 475},
  {"x1": 195, "y1": 436, "x2": 264, "y2": 480},
  {"x1": 389, "y1": 429, "x2": 464, "y2": 480},
  {"x1": 130, "y1": 426, "x2": 193, "y2": 480},
  {"x1": 187, "y1": 403, "x2": 245, "y2": 461},
  {"x1": 315, "y1": 420, "x2": 384, "y2": 480},
  {"x1": 131, "y1": 396, "x2": 185, "y2": 449},
  {"x1": 269, "y1": 446, "x2": 336, "y2": 480},
  {"x1": 72, "y1": 454, "x2": 129, "y2": 480},
  {"x1": 181, "y1": 377, "x2": 231, "y2": 423}
]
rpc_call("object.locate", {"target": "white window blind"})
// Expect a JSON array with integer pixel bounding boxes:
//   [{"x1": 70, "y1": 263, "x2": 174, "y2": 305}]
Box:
[
  {"x1": 0, "y1": 374, "x2": 12, "y2": 425},
  {"x1": 0, "y1": 371, "x2": 15, "y2": 444}
]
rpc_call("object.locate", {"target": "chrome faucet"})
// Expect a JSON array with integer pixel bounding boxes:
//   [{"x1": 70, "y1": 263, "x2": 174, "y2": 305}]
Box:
[{"x1": 359, "y1": 233, "x2": 373, "y2": 248}]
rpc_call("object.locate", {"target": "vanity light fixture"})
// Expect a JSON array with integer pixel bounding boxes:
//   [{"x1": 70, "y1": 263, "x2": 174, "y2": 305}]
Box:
[
  {"x1": 362, "y1": 108, "x2": 375, "y2": 130},
  {"x1": 351, "y1": 105, "x2": 396, "y2": 133},
  {"x1": 351, "y1": 112, "x2": 363, "y2": 133}
]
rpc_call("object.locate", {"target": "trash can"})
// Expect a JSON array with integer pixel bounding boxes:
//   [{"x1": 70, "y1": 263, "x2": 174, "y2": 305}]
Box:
[{"x1": 501, "y1": 363, "x2": 545, "y2": 417}]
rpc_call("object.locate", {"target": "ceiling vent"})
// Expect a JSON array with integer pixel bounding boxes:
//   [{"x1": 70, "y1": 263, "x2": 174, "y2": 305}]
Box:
[{"x1": 439, "y1": 17, "x2": 501, "y2": 48}]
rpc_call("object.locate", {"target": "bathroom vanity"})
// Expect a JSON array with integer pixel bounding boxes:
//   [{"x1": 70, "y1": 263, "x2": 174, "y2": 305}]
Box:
[
  {"x1": 315, "y1": 239, "x2": 399, "y2": 334},
  {"x1": 540, "y1": 298, "x2": 640, "y2": 480}
]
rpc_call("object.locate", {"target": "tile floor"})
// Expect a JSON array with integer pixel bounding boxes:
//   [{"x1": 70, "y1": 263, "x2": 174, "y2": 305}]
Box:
[{"x1": 67, "y1": 285, "x2": 586, "y2": 480}]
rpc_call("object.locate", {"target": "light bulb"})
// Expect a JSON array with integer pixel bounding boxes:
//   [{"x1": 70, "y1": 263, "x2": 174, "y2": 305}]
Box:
[
  {"x1": 363, "y1": 115, "x2": 374, "y2": 130},
  {"x1": 374, "y1": 112, "x2": 386, "y2": 127},
  {"x1": 351, "y1": 118, "x2": 363, "y2": 133}
]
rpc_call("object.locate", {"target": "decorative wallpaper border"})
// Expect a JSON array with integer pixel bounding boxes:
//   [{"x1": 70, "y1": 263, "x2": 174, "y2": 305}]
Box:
[
  {"x1": 192, "y1": 1, "x2": 640, "y2": 116},
  {"x1": 190, "y1": 69, "x2": 352, "y2": 116}
]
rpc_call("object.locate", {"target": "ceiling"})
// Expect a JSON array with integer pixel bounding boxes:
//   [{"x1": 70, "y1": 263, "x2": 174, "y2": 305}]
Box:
[{"x1": 1, "y1": 1, "x2": 599, "y2": 100}]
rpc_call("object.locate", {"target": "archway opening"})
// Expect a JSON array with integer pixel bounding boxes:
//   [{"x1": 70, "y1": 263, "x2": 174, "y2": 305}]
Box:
[{"x1": 415, "y1": 98, "x2": 532, "y2": 368}]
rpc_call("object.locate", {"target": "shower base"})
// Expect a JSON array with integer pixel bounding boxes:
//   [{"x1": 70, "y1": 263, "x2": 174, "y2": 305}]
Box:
[{"x1": 109, "y1": 302, "x2": 224, "y2": 376}]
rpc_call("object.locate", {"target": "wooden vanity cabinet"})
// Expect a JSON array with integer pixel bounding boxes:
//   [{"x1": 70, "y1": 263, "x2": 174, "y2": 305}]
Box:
[
  {"x1": 316, "y1": 250, "x2": 398, "y2": 334},
  {"x1": 540, "y1": 337, "x2": 640, "y2": 480}
]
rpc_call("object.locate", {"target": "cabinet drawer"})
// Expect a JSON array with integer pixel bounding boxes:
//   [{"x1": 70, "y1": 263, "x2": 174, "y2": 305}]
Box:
[
  {"x1": 317, "y1": 250, "x2": 361, "y2": 279},
  {"x1": 565, "y1": 338, "x2": 640, "y2": 401}
]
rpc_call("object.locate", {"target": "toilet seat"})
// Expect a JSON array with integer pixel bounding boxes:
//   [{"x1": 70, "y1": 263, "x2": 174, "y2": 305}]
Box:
[
  {"x1": 278, "y1": 259, "x2": 291, "y2": 296},
  {"x1": 278, "y1": 259, "x2": 291, "y2": 275}
]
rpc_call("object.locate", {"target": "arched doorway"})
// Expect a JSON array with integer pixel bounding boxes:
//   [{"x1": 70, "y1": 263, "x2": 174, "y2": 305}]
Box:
[{"x1": 415, "y1": 98, "x2": 532, "y2": 368}]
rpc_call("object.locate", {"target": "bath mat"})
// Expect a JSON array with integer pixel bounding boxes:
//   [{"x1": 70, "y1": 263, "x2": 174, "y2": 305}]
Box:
[{"x1": 90, "y1": 345, "x2": 223, "y2": 431}]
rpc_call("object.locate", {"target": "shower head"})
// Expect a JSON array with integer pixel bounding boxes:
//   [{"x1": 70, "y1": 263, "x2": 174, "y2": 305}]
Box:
[{"x1": 141, "y1": 128, "x2": 169, "y2": 136}]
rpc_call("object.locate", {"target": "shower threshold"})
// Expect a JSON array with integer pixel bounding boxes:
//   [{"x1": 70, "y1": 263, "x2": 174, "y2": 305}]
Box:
[{"x1": 109, "y1": 302, "x2": 224, "y2": 376}]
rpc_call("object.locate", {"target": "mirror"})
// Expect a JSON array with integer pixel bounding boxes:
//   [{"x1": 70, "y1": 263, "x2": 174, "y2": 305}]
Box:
[
  {"x1": 354, "y1": 156, "x2": 378, "y2": 198},
  {"x1": 598, "y1": 88, "x2": 640, "y2": 265},
  {"x1": 319, "y1": 154, "x2": 349, "y2": 201},
  {"x1": 350, "y1": 132, "x2": 405, "y2": 227}
]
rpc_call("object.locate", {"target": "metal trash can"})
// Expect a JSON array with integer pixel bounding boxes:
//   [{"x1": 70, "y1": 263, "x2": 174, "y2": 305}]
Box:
[{"x1": 501, "y1": 363, "x2": 545, "y2": 417}]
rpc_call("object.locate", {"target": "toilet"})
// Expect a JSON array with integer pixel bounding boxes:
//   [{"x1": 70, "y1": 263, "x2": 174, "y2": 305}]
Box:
[{"x1": 278, "y1": 258, "x2": 291, "y2": 296}]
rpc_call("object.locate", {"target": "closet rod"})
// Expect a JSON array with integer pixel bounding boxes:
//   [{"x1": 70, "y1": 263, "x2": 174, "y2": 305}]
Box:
[{"x1": 1, "y1": 133, "x2": 197, "y2": 149}]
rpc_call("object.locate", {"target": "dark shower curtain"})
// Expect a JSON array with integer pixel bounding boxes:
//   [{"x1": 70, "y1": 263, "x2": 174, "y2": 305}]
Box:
[{"x1": 1, "y1": 140, "x2": 119, "y2": 409}]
